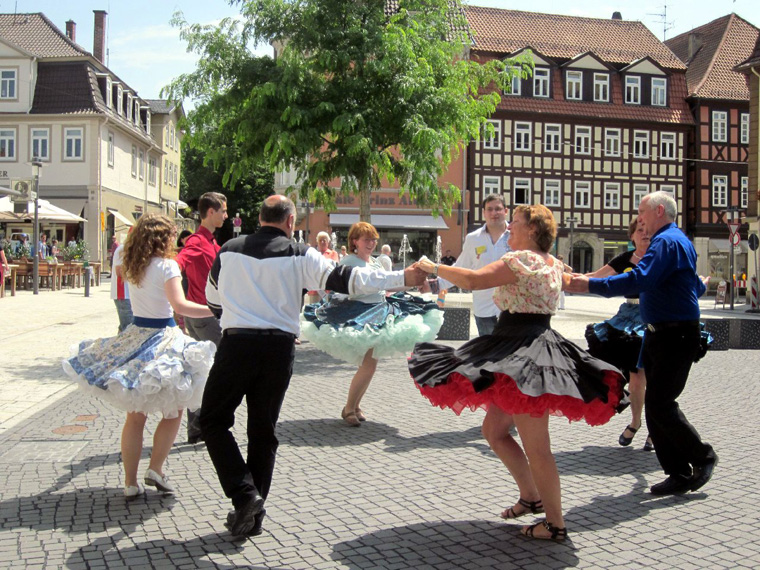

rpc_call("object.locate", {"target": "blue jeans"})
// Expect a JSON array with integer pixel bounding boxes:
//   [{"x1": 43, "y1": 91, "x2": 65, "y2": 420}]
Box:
[
  {"x1": 114, "y1": 299, "x2": 133, "y2": 333},
  {"x1": 474, "y1": 315, "x2": 498, "y2": 337}
]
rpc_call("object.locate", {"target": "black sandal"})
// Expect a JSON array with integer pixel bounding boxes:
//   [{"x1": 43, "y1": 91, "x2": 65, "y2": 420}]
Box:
[
  {"x1": 643, "y1": 435, "x2": 654, "y2": 452},
  {"x1": 521, "y1": 520, "x2": 567, "y2": 541},
  {"x1": 501, "y1": 498, "x2": 544, "y2": 519},
  {"x1": 619, "y1": 424, "x2": 639, "y2": 447}
]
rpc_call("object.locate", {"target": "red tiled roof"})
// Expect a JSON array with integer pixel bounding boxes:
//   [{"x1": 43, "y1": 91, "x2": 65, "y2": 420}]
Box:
[
  {"x1": 464, "y1": 6, "x2": 686, "y2": 70},
  {"x1": 666, "y1": 13, "x2": 759, "y2": 100},
  {"x1": 0, "y1": 13, "x2": 88, "y2": 58}
]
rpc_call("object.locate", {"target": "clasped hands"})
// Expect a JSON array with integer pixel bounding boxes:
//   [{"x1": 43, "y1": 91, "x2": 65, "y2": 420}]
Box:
[{"x1": 403, "y1": 260, "x2": 432, "y2": 287}]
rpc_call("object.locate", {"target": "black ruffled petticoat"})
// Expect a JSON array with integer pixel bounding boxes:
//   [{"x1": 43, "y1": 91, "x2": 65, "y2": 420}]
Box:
[{"x1": 409, "y1": 312, "x2": 627, "y2": 426}]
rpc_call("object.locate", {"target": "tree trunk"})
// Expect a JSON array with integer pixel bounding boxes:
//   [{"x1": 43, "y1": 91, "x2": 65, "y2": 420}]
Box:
[{"x1": 359, "y1": 180, "x2": 371, "y2": 223}]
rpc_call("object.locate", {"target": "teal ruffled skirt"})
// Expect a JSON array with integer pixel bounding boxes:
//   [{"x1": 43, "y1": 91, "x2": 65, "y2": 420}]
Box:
[{"x1": 301, "y1": 292, "x2": 444, "y2": 365}]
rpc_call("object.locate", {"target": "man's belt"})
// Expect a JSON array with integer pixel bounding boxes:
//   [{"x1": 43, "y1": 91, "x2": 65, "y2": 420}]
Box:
[
  {"x1": 646, "y1": 320, "x2": 699, "y2": 333},
  {"x1": 223, "y1": 328, "x2": 296, "y2": 339},
  {"x1": 625, "y1": 299, "x2": 640, "y2": 305}
]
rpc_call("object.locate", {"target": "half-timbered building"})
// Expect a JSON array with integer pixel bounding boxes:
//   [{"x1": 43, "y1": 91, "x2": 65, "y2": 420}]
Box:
[
  {"x1": 666, "y1": 14, "x2": 759, "y2": 282},
  {"x1": 462, "y1": 7, "x2": 694, "y2": 272}
]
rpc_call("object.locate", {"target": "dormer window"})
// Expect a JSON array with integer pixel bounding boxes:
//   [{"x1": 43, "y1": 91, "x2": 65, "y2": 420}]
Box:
[
  {"x1": 117, "y1": 85, "x2": 123, "y2": 116},
  {"x1": 566, "y1": 71, "x2": 582, "y2": 100},
  {"x1": 126, "y1": 94, "x2": 133, "y2": 122},
  {"x1": 146, "y1": 111, "x2": 151, "y2": 134},
  {"x1": 533, "y1": 68, "x2": 550, "y2": 98},
  {"x1": 134, "y1": 100, "x2": 140, "y2": 126},
  {"x1": 506, "y1": 66, "x2": 521, "y2": 96},
  {"x1": 651, "y1": 78, "x2": 667, "y2": 106},
  {"x1": 593, "y1": 73, "x2": 609, "y2": 102},
  {"x1": 625, "y1": 76, "x2": 641, "y2": 104},
  {"x1": 105, "y1": 76, "x2": 113, "y2": 109},
  {"x1": 0, "y1": 69, "x2": 17, "y2": 99}
]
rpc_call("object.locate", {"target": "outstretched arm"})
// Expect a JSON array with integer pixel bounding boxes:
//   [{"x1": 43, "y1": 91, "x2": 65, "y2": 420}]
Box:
[{"x1": 417, "y1": 256, "x2": 516, "y2": 290}]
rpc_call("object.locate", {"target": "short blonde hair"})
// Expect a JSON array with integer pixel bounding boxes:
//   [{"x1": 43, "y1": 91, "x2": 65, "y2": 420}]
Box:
[
  {"x1": 347, "y1": 222, "x2": 379, "y2": 253},
  {"x1": 514, "y1": 204, "x2": 557, "y2": 253},
  {"x1": 316, "y1": 231, "x2": 331, "y2": 242}
]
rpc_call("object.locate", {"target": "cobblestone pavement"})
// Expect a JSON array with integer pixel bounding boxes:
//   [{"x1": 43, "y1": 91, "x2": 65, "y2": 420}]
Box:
[{"x1": 0, "y1": 284, "x2": 758, "y2": 569}]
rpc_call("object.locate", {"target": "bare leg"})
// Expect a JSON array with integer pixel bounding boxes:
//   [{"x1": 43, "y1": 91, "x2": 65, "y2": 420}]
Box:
[
  {"x1": 628, "y1": 369, "x2": 646, "y2": 430},
  {"x1": 514, "y1": 412, "x2": 565, "y2": 536},
  {"x1": 345, "y1": 350, "x2": 378, "y2": 414},
  {"x1": 481, "y1": 406, "x2": 541, "y2": 511},
  {"x1": 121, "y1": 412, "x2": 148, "y2": 487},
  {"x1": 147, "y1": 410, "x2": 183, "y2": 475}
]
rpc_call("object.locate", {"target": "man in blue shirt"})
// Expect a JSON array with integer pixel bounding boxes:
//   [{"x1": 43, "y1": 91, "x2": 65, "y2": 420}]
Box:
[{"x1": 567, "y1": 191, "x2": 717, "y2": 495}]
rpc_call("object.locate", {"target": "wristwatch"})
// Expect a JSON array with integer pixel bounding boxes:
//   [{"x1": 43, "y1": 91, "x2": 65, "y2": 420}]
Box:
[{"x1": 433, "y1": 264, "x2": 439, "y2": 277}]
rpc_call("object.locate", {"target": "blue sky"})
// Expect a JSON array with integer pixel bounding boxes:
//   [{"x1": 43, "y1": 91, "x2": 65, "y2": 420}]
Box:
[{"x1": 9, "y1": 0, "x2": 760, "y2": 102}]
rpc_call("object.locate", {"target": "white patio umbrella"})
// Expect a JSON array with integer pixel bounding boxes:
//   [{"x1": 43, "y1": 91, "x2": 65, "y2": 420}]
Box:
[{"x1": 0, "y1": 196, "x2": 87, "y2": 223}]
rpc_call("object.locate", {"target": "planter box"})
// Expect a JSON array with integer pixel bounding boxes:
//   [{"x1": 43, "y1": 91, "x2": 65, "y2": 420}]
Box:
[{"x1": 436, "y1": 307, "x2": 471, "y2": 341}]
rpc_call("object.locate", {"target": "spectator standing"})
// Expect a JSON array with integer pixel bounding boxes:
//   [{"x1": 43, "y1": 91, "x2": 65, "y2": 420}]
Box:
[
  {"x1": 377, "y1": 244, "x2": 393, "y2": 271},
  {"x1": 175, "y1": 192, "x2": 228, "y2": 444},
  {"x1": 440, "y1": 250, "x2": 456, "y2": 266},
  {"x1": 437, "y1": 194, "x2": 510, "y2": 336}
]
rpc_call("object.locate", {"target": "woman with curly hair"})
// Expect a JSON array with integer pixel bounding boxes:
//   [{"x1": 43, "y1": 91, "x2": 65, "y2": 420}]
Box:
[
  {"x1": 302, "y1": 222, "x2": 443, "y2": 426},
  {"x1": 63, "y1": 214, "x2": 216, "y2": 499}
]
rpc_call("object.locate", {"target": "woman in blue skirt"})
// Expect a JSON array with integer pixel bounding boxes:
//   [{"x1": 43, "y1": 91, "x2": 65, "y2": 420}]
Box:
[{"x1": 63, "y1": 214, "x2": 216, "y2": 499}]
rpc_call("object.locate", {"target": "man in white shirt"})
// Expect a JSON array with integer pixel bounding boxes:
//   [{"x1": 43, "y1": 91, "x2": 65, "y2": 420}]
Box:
[
  {"x1": 201, "y1": 195, "x2": 426, "y2": 538},
  {"x1": 377, "y1": 244, "x2": 393, "y2": 271},
  {"x1": 439, "y1": 194, "x2": 510, "y2": 336}
]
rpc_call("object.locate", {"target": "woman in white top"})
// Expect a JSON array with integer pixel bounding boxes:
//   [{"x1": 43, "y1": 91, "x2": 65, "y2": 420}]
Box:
[{"x1": 63, "y1": 214, "x2": 216, "y2": 499}]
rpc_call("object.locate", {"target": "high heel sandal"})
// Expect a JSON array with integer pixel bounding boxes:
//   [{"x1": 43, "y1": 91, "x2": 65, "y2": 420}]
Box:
[
  {"x1": 618, "y1": 424, "x2": 639, "y2": 447},
  {"x1": 355, "y1": 407, "x2": 366, "y2": 422},
  {"x1": 341, "y1": 407, "x2": 361, "y2": 427},
  {"x1": 521, "y1": 520, "x2": 567, "y2": 541},
  {"x1": 500, "y1": 498, "x2": 544, "y2": 520}
]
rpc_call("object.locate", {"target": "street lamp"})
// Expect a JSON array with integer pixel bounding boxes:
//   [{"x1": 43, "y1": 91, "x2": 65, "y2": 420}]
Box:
[
  {"x1": 31, "y1": 158, "x2": 43, "y2": 295},
  {"x1": 565, "y1": 217, "x2": 578, "y2": 270}
]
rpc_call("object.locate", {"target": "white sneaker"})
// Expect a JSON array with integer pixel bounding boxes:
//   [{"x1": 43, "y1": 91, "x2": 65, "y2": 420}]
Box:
[
  {"x1": 144, "y1": 468, "x2": 176, "y2": 494},
  {"x1": 124, "y1": 483, "x2": 145, "y2": 500}
]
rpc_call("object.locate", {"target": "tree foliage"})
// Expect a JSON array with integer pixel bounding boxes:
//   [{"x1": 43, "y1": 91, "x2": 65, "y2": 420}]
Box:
[
  {"x1": 166, "y1": 0, "x2": 530, "y2": 220},
  {"x1": 180, "y1": 146, "x2": 273, "y2": 241}
]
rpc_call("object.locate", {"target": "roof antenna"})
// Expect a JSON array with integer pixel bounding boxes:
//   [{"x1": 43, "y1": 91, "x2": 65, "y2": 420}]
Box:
[{"x1": 648, "y1": 1, "x2": 674, "y2": 41}]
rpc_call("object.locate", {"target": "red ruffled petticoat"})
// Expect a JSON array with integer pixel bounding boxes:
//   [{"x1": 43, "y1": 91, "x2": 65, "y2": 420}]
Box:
[{"x1": 416, "y1": 370, "x2": 624, "y2": 426}]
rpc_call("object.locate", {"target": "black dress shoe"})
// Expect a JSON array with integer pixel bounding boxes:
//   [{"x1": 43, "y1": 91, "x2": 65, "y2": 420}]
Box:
[
  {"x1": 226, "y1": 508, "x2": 266, "y2": 537},
  {"x1": 187, "y1": 435, "x2": 204, "y2": 444},
  {"x1": 650, "y1": 474, "x2": 692, "y2": 495},
  {"x1": 229, "y1": 493, "x2": 265, "y2": 536},
  {"x1": 690, "y1": 456, "x2": 718, "y2": 491}
]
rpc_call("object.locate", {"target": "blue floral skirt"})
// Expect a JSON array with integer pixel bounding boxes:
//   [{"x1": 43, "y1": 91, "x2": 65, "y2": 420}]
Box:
[
  {"x1": 62, "y1": 323, "x2": 216, "y2": 418},
  {"x1": 301, "y1": 292, "x2": 444, "y2": 365}
]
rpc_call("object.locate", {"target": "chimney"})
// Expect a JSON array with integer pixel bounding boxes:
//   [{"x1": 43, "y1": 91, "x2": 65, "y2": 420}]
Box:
[
  {"x1": 688, "y1": 33, "x2": 702, "y2": 61},
  {"x1": 93, "y1": 10, "x2": 107, "y2": 64},
  {"x1": 65, "y1": 20, "x2": 76, "y2": 42},
  {"x1": 611, "y1": 12, "x2": 622, "y2": 20}
]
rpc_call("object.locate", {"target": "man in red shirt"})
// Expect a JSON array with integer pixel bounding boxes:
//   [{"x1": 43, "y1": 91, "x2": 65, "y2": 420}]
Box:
[{"x1": 176, "y1": 191, "x2": 228, "y2": 443}]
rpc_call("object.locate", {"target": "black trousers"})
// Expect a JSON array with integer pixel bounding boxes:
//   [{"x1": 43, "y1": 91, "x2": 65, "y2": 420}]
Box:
[
  {"x1": 185, "y1": 316, "x2": 223, "y2": 439},
  {"x1": 200, "y1": 333, "x2": 294, "y2": 509},
  {"x1": 642, "y1": 324, "x2": 715, "y2": 477}
]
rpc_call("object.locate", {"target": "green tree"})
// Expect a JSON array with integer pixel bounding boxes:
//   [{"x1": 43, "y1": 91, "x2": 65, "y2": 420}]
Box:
[
  {"x1": 166, "y1": 0, "x2": 530, "y2": 221},
  {"x1": 180, "y1": 146, "x2": 273, "y2": 239}
]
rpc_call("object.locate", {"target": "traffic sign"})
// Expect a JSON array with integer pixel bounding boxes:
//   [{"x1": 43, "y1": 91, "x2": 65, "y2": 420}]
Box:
[
  {"x1": 749, "y1": 234, "x2": 759, "y2": 252},
  {"x1": 727, "y1": 220, "x2": 741, "y2": 236},
  {"x1": 731, "y1": 232, "x2": 741, "y2": 247}
]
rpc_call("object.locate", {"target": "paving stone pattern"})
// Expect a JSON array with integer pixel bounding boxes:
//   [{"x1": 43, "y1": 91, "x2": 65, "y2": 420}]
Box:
[{"x1": 0, "y1": 285, "x2": 758, "y2": 568}]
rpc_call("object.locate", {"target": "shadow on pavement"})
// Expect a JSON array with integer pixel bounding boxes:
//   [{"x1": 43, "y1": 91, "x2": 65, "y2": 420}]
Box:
[
  {"x1": 331, "y1": 520, "x2": 578, "y2": 568},
  {"x1": 278, "y1": 417, "x2": 400, "y2": 447},
  {"x1": 65, "y1": 532, "x2": 276, "y2": 569},
  {"x1": 554, "y1": 444, "x2": 662, "y2": 477}
]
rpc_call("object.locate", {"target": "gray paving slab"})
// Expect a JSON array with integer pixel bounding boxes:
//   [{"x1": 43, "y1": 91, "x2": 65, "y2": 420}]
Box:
[{"x1": 0, "y1": 282, "x2": 758, "y2": 568}]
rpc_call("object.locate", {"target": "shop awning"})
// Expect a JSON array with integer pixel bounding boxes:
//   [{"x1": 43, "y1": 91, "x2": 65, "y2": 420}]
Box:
[
  {"x1": 108, "y1": 208, "x2": 135, "y2": 228},
  {"x1": 329, "y1": 213, "x2": 449, "y2": 230},
  {"x1": 709, "y1": 238, "x2": 748, "y2": 253}
]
